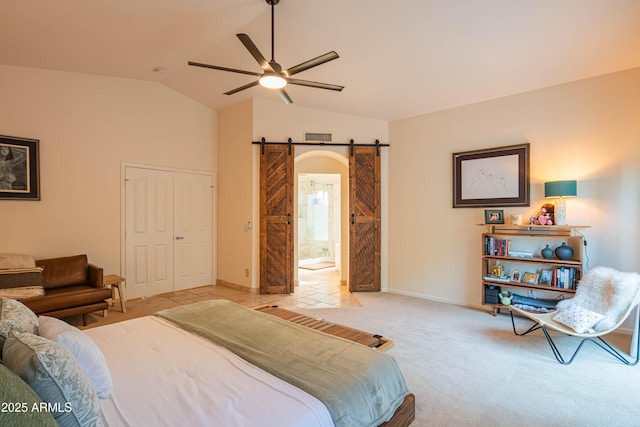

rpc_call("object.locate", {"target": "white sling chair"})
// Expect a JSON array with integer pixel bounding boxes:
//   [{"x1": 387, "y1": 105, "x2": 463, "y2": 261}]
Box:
[{"x1": 510, "y1": 266, "x2": 640, "y2": 365}]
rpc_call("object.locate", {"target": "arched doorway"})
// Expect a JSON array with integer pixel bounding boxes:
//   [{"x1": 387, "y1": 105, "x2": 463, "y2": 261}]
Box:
[{"x1": 294, "y1": 150, "x2": 348, "y2": 299}]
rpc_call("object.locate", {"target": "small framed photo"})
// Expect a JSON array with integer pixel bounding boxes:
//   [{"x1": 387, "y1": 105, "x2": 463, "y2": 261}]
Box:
[
  {"x1": 522, "y1": 272, "x2": 539, "y2": 284},
  {"x1": 539, "y1": 269, "x2": 553, "y2": 285},
  {"x1": 484, "y1": 209, "x2": 505, "y2": 224},
  {"x1": 510, "y1": 270, "x2": 521, "y2": 282}
]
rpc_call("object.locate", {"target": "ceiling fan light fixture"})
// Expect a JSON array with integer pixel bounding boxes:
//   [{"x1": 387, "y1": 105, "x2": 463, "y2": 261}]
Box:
[
  {"x1": 188, "y1": 0, "x2": 341, "y2": 102},
  {"x1": 259, "y1": 72, "x2": 287, "y2": 89}
]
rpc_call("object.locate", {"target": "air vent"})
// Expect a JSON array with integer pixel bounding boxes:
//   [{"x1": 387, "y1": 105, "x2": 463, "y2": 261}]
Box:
[{"x1": 304, "y1": 132, "x2": 332, "y2": 142}]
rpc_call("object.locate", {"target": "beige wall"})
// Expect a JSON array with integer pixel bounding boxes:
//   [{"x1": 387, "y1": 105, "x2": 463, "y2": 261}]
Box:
[
  {"x1": 0, "y1": 65, "x2": 217, "y2": 274},
  {"x1": 216, "y1": 99, "x2": 254, "y2": 288},
  {"x1": 252, "y1": 98, "x2": 389, "y2": 144},
  {"x1": 389, "y1": 67, "x2": 640, "y2": 313}
]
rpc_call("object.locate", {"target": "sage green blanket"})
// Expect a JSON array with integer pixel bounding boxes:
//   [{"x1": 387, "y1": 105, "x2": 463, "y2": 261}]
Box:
[{"x1": 156, "y1": 300, "x2": 409, "y2": 427}]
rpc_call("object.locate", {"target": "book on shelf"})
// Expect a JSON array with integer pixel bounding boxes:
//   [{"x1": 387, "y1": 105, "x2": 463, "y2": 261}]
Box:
[
  {"x1": 483, "y1": 236, "x2": 512, "y2": 256},
  {"x1": 553, "y1": 267, "x2": 577, "y2": 289}
]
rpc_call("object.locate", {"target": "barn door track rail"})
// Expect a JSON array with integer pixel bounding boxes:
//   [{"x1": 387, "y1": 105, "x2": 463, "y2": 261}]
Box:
[{"x1": 253, "y1": 138, "x2": 389, "y2": 155}]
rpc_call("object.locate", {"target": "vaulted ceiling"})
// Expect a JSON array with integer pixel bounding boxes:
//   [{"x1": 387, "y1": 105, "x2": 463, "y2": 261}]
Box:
[{"x1": 2, "y1": 0, "x2": 640, "y2": 121}]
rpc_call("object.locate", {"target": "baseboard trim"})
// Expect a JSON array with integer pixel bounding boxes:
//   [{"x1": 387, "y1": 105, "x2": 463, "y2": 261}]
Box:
[
  {"x1": 216, "y1": 279, "x2": 257, "y2": 294},
  {"x1": 387, "y1": 288, "x2": 483, "y2": 309}
]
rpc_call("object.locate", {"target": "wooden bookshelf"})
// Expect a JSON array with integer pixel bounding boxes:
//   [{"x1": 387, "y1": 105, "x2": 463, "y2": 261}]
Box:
[{"x1": 481, "y1": 224, "x2": 590, "y2": 315}]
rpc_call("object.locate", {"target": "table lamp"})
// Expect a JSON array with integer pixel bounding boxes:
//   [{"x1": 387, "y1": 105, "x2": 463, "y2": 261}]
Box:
[{"x1": 544, "y1": 180, "x2": 577, "y2": 225}]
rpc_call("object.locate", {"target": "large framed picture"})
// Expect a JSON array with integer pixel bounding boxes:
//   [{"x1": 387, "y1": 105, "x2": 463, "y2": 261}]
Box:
[
  {"x1": 0, "y1": 135, "x2": 40, "y2": 200},
  {"x1": 452, "y1": 143, "x2": 530, "y2": 208}
]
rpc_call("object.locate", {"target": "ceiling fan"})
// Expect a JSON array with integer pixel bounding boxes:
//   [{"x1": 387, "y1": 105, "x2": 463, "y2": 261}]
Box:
[{"x1": 188, "y1": 0, "x2": 343, "y2": 104}]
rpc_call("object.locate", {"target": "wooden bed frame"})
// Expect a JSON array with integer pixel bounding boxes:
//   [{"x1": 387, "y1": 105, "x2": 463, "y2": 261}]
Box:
[
  {"x1": 381, "y1": 394, "x2": 416, "y2": 427},
  {"x1": 254, "y1": 305, "x2": 415, "y2": 426}
]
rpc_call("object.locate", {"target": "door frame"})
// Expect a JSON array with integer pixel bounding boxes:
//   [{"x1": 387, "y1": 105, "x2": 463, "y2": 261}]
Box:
[
  {"x1": 293, "y1": 151, "x2": 349, "y2": 287},
  {"x1": 120, "y1": 162, "x2": 217, "y2": 290}
]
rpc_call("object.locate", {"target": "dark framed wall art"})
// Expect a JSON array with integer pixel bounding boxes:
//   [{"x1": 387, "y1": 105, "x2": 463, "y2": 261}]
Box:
[
  {"x1": 452, "y1": 143, "x2": 529, "y2": 208},
  {"x1": 0, "y1": 135, "x2": 40, "y2": 200}
]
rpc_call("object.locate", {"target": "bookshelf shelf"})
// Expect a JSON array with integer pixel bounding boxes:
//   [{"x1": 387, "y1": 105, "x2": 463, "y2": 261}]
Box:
[{"x1": 481, "y1": 224, "x2": 589, "y2": 316}]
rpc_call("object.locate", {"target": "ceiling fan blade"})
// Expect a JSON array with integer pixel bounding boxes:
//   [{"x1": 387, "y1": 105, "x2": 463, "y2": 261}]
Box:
[
  {"x1": 224, "y1": 80, "x2": 260, "y2": 95},
  {"x1": 286, "y1": 78, "x2": 344, "y2": 92},
  {"x1": 279, "y1": 89, "x2": 293, "y2": 104},
  {"x1": 284, "y1": 51, "x2": 339, "y2": 77},
  {"x1": 236, "y1": 33, "x2": 274, "y2": 72},
  {"x1": 188, "y1": 61, "x2": 261, "y2": 77}
]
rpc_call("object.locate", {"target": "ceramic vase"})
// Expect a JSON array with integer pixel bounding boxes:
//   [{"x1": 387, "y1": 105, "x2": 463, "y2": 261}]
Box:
[
  {"x1": 541, "y1": 244, "x2": 554, "y2": 259},
  {"x1": 555, "y1": 242, "x2": 574, "y2": 260}
]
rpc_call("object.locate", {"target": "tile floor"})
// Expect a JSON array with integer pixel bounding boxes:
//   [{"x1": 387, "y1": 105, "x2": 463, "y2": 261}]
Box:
[
  {"x1": 296, "y1": 267, "x2": 359, "y2": 308},
  {"x1": 79, "y1": 267, "x2": 360, "y2": 329}
]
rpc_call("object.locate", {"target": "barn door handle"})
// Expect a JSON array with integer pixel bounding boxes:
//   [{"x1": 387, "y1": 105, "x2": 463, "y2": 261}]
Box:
[
  {"x1": 351, "y1": 213, "x2": 355, "y2": 225},
  {"x1": 287, "y1": 213, "x2": 291, "y2": 225},
  {"x1": 175, "y1": 236, "x2": 184, "y2": 240}
]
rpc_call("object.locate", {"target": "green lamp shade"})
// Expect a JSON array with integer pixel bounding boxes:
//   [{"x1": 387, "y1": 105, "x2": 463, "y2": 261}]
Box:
[{"x1": 544, "y1": 180, "x2": 577, "y2": 198}]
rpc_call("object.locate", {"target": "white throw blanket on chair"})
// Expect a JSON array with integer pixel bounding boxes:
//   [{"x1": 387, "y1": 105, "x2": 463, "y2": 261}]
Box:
[{"x1": 556, "y1": 266, "x2": 640, "y2": 331}]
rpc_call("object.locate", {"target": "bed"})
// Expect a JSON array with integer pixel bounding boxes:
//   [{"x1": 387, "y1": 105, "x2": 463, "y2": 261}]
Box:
[{"x1": 86, "y1": 299, "x2": 414, "y2": 427}]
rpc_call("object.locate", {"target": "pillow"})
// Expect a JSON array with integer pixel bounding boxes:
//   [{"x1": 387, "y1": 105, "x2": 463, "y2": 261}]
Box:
[
  {"x1": 553, "y1": 303, "x2": 606, "y2": 333},
  {"x1": 0, "y1": 297, "x2": 38, "y2": 354},
  {"x1": 0, "y1": 362, "x2": 58, "y2": 427},
  {"x1": 2, "y1": 331, "x2": 103, "y2": 427},
  {"x1": 38, "y1": 316, "x2": 112, "y2": 399}
]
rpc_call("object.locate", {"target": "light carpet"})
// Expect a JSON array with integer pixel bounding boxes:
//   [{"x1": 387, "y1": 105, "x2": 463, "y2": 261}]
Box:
[{"x1": 296, "y1": 292, "x2": 640, "y2": 427}]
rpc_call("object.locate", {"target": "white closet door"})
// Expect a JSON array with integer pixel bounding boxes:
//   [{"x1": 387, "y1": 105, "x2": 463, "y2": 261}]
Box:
[
  {"x1": 125, "y1": 167, "x2": 174, "y2": 299},
  {"x1": 173, "y1": 172, "x2": 213, "y2": 291}
]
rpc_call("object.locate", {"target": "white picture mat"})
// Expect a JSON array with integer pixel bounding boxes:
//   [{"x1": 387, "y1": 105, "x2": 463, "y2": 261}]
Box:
[{"x1": 460, "y1": 154, "x2": 519, "y2": 200}]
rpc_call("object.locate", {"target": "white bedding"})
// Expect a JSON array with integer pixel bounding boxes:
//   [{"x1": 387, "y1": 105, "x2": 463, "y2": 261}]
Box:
[{"x1": 84, "y1": 316, "x2": 335, "y2": 427}]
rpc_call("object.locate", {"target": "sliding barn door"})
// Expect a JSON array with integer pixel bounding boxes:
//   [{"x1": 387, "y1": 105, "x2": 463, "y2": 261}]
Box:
[
  {"x1": 260, "y1": 144, "x2": 294, "y2": 294},
  {"x1": 349, "y1": 146, "x2": 381, "y2": 292}
]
